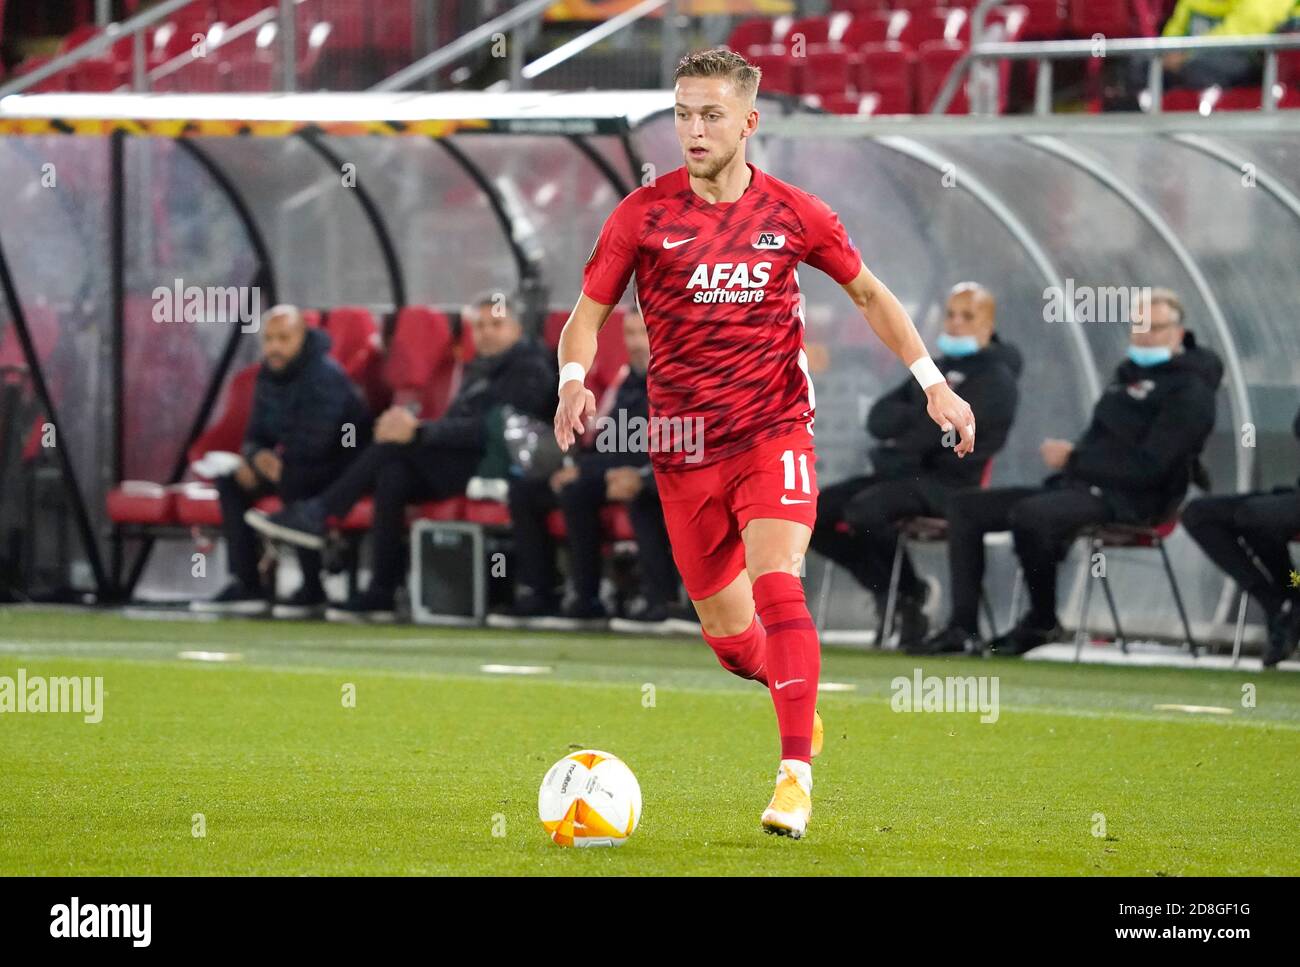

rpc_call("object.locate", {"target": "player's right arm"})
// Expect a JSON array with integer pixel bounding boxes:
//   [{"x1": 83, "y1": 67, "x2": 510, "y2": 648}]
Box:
[
  {"x1": 554, "y1": 294, "x2": 616, "y2": 451},
  {"x1": 556, "y1": 191, "x2": 640, "y2": 451}
]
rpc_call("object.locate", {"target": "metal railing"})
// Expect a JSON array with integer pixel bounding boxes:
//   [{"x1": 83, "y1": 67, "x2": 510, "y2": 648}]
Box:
[
  {"x1": 147, "y1": 6, "x2": 279, "y2": 91},
  {"x1": 522, "y1": 0, "x2": 671, "y2": 85},
  {"x1": 372, "y1": 0, "x2": 554, "y2": 92},
  {"x1": 932, "y1": 32, "x2": 1300, "y2": 116},
  {"x1": 0, "y1": 0, "x2": 197, "y2": 97}
]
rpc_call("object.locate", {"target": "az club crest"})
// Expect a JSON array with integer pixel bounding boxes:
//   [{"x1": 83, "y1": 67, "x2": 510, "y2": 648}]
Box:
[{"x1": 751, "y1": 231, "x2": 786, "y2": 250}]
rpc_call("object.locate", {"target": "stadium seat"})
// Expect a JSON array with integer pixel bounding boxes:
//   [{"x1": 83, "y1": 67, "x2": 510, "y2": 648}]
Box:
[
  {"x1": 748, "y1": 46, "x2": 799, "y2": 94},
  {"x1": 815, "y1": 91, "x2": 883, "y2": 114},
  {"x1": 857, "y1": 42, "x2": 916, "y2": 114},
  {"x1": 898, "y1": 9, "x2": 968, "y2": 48},
  {"x1": 586, "y1": 307, "x2": 628, "y2": 404},
  {"x1": 106, "y1": 481, "x2": 177, "y2": 526},
  {"x1": 188, "y1": 363, "x2": 260, "y2": 467},
  {"x1": 802, "y1": 44, "x2": 856, "y2": 97},
  {"x1": 324, "y1": 306, "x2": 388, "y2": 412},
  {"x1": 383, "y1": 306, "x2": 455, "y2": 419},
  {"x1": 217, "y1": 0, "x2": 268, "y2": 20},
  {"x1": 1068, "y1": 0, "x2": 1139, "y2": 39},
  {"x1": 917, "y1": 40, "x2": 970, "y2": 113},
  {"x1": 1070, "y1": 518, "x2": 1197, "y2": 658},
  {"x1": 785, "y1": 15, "x2": 837, "y2": 47},
  {"x1": 841, "y1": 11, "x2": 906, "y2": 48},
  {"x1": 726, "y1": 17, "x2": 776, "y2": 53},
  {"x1": 10, "y1": 57, "x2": 67, "y2": 93},
  {"x1": 830, "y1": 0, "x2": 891, "y2": 12},
  {"x1": 1017, "y1": 0, "x2": 1068, "y2": 38}
]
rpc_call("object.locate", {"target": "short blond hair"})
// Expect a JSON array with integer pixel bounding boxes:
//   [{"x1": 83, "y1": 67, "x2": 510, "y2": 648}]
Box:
[{"x1": 674, "y1": 48, "x2": 761, "y2": 104}]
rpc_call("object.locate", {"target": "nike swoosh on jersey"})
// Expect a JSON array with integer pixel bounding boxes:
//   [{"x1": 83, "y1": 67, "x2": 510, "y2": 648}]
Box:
[
  {"x1": 774, "y1": 678, "x2": 806, "y2": 690},
  {"x1": 780, "y1": 496, "x2": 811, "y2": 505},
  {"x1": 662, "y1": 236, "x2": 697, "y2": 249}
]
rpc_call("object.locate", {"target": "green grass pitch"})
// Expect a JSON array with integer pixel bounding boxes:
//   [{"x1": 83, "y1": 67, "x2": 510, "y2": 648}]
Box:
[{"x1": 1, "y1": 607, "x2": 1297, "y2": 876}]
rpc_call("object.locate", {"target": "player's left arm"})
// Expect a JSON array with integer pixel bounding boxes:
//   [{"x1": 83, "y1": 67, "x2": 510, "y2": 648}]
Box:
[{"x1": 840, "y1": 264, "x2": 976, "y2": 458}]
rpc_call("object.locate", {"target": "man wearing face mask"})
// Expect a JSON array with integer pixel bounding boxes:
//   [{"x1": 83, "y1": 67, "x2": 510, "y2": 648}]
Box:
[
  {"x1": 916, "y1": 288, "x2": 1222, "y2": 656},
  {"x1": 810, "y1": 283, "x2": 1022, "y2": 646}
]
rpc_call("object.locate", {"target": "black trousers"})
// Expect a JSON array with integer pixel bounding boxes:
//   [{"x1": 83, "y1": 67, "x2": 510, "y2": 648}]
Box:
[
  {"x1": 946, "y1": 484, "x2": 1116, "y2": 633},
  {"x1": 316, "y1": 441, "x2": 479, "y2": 595},
  {"x1": 810, "y1": 474, "x2": 944, "y2": 600},
  {"x1": 217, "y1": 464, "x2": 335, "y2": 594},
  {"x1": 509, "y1": 470, "x2": 679, "y2": 607},
  {"x1": 1182, "y1": 490, "x2": 1300, "y2": 616}
]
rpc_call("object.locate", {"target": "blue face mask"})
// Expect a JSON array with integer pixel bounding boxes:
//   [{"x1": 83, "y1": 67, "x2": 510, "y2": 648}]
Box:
[
  {"x1": 1127, "y1": 345, "x2": 1172, "y2": 368},
  {"x1": 937, "y1": 333, "x2": 981, "y2": 358}
]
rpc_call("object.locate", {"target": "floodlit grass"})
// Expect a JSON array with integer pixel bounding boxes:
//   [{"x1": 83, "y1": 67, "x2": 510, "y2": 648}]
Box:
[{"x1": 1, "y1": 608, "x2": 1296, "y2": 875}]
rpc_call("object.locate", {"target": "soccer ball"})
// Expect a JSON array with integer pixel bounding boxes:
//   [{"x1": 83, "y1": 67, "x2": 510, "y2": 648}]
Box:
[{"x1": 538, "y1": 749, "x2": 642, "y2": 848}]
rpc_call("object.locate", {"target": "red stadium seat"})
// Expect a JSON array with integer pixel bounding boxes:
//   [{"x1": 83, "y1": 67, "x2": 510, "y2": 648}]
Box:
[
  {"x1": 324, "y1": 306, "x2": 388, "y2": 412},
  {"x1": 749, "y1": 45, "x2": 799, "y2": 94},
  {"x1": 829, "y1": 0, "x2": 890, "y2": 11},
  {"x1": 217, "y1": 0, "x2": 268, "y2": 21},
  {"x1": 917, "y1": 39, "x2": 970, "y2": 113},
  {"x1": 69, "y1": 58, "x2": 129, "y2": 92},
  {"x1": 587, "y1": 307, "x2": 628, "y2": 404},
  {"x1": 857, "y1": 42, "x2": 915, "y2": 114},
  {"x1": 899, "y1": 9, "x2": 968, "y2": 47},
  {"x1": 785, "y1": 16, "x2": 834, "y2": 47},
  {"x1": 384, "y1": 306, "x2": 455, "y2": 419},
  {"x1": 841, "y1": 11, "x2": 906, "y2": 47},
  {"x1": 816, "y1": 91, "x2": 883, "y2": 114},
  {"x1": 106, "y1": 481, "x2": 177, "y2": 526},
  {"x1": 727, "y1": 17, "x2": 776, "y2": 52},
  {"x1": 1068, "y1": 0, "x2": 1137, "y2": 38},
  {"x1": 542, "y1": 310, "x2": 568, "y2": 351},
  {"x1": 1018, "y1": 0, "x2": 1068, "y2": 38},
  {"x1": 13, "y1": 57, "x2": 71, "y2": 93},
  {"x1": 188, "y1": 363, "x2": 260, "y2": 467},
  {"x1": 802, "y1": 44, "x2": 856, "y2": 97}
]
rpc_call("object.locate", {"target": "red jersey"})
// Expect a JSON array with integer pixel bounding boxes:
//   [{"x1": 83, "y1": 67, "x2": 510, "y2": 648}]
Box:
[{"x1": 582, "y1": 163, "x2": 861, "y2": 471}]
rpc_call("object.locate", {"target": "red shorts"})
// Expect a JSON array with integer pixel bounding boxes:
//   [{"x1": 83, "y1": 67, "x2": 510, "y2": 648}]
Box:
[{"x1": 654, "y1": 430, "x2": 819, "y2": 601}]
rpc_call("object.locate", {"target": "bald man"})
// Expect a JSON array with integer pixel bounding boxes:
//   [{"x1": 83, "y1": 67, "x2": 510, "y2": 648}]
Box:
[
  {"x1": 191, "y1": 305, "x2": 372, "y2": 618},
  {"x1": 811, "y1": 283, "x2": 1022, "y2": 647}
]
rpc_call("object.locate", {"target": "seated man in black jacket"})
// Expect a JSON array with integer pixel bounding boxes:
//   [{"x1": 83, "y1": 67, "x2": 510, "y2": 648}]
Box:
[
  {"x1": 811, "y1": 283, "x2": 1022, "y2": 645},
  {"x1": 247, "y1": 294, "x2": 556, "y2": 622},
  {"x1": 496, "y1": 310, "x2": 685, "y2": 629},
  {"x1": 191, "y1": 305, "x2": 372, "y2": 618},
  {"x1": 1183, "y1": 405, "x2": 1300, "y2": 667},
  {"x1": 917, "y1": 288, "x2": 1223, "y2": 656}
]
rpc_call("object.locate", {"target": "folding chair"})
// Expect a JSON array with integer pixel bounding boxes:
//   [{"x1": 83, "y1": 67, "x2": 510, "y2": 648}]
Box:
[{"x1": 1072, "y1": 517, "x2": 1196, "y2": 661}]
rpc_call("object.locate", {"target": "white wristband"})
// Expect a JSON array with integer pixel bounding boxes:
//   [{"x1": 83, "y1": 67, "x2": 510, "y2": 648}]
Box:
[
  {"x1": 559, "y1": 362, "x2": 586, "y2": 389},
  {"x1": 910, "y1": 356, "x2": 945, "y2": 390}
]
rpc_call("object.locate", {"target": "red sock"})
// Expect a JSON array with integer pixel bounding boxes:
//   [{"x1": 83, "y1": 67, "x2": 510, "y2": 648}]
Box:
[
  {"x1": 752, "y1": 571, "x2": 821, "y2": 763},
  {"x1": 702, "y1": 616, "x2": 768, "y2": 686}
]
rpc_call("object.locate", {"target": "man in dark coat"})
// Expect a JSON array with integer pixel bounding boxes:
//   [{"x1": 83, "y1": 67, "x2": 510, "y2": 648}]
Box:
[
  {"x1": 917, "y1": 288, "x2": 1223, "y2": 656},
  {"x1": 247, "y1": 294, "x2": 555, "y2": 622},
  {"x1": 495, "y1": 310, "x2": 685, "y2": 629},
  {"x1": 811, "y1": 283, "x2": 1022, "y2": 645},
  {"x1": 1183, "y1": 405, "x2": 1300, "y2": 667},
  {"x1": 191, "y1": 305, "x2": 372, "y2": 617}
]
